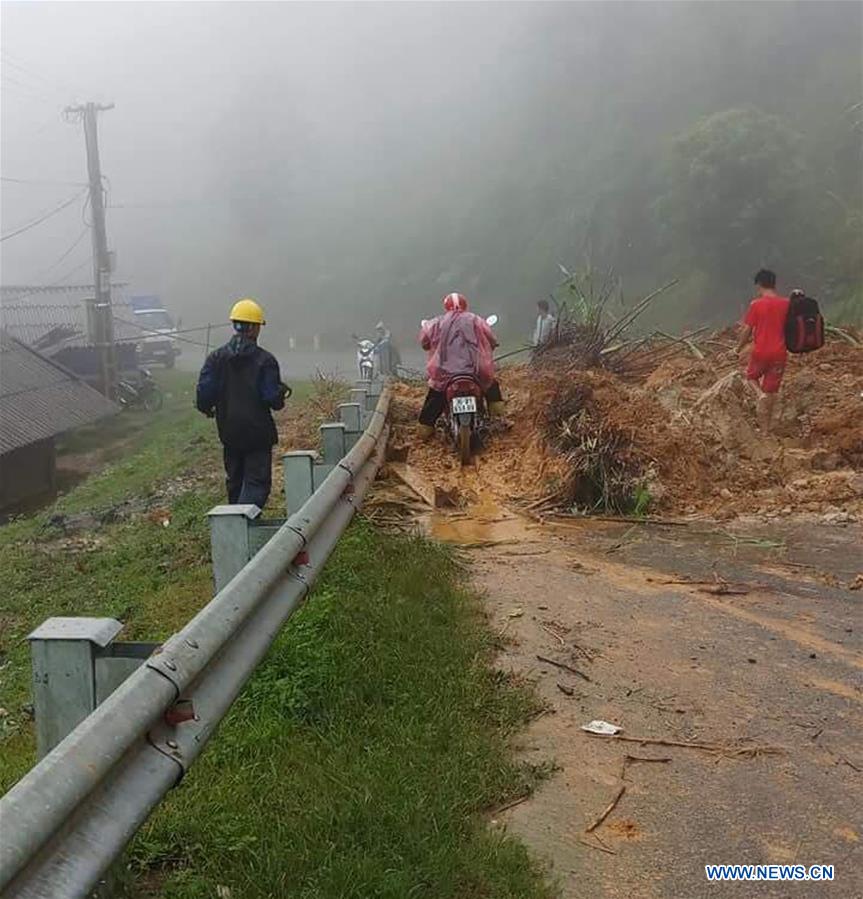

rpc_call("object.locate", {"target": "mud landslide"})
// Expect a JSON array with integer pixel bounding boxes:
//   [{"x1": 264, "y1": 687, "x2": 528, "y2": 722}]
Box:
[{"x1": 388, "y1": 331, "x2": 863, "y2": 521}]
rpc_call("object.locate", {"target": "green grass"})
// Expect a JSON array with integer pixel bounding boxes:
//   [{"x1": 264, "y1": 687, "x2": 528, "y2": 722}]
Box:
[
  {"x1": 51, "y1": 371, "x2": 216, "y2": 516},
  {"x1": 128, "y1": 523, "x2": 552, "y2": 899},
  {"x1": 0, "y1": 372, "x2": 222, "y2": 787},
  {"x1": 0, "y1": 375, "x2": 554, "y2": 898}
]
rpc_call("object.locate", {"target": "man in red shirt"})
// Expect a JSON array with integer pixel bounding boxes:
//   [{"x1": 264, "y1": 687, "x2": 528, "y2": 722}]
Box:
[{"x1": 736, "y1": 268, "x2": 790, "y2": 433}]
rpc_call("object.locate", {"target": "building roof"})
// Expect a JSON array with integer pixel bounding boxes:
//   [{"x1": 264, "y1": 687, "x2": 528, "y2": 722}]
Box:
[
  {"x1": 0, "y1": 331, "x2": 119, "y2": 454},
  {"x1": 0, "y1": 295, "x2": 139, "y2": 352}
]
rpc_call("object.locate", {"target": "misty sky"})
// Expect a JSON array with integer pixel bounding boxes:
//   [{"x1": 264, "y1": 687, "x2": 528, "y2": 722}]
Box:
[
  {"x1": 2, "y1": 2, "x2": 541, "y2": 337},
  {"x1": 2, "y1": 2, "x2": 861, "y2": 345}
]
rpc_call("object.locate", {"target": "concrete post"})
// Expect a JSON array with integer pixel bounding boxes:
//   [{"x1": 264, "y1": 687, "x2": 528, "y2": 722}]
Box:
[
  {"x1": 207, "y1": 504, "x2": 260, "y2": 593},
  {"x1": 337, "y1": 403, "x2": 363, "y2": 434},
  {"x1": 320, "y1": 422, "x2": 347, "y2": 465},
  {"x1": 28, "y1": 617, "x2": 123, "y2": 759},
  {"x1": 338, "y1": 402, "x2": 363, "y2": 449},
  {"x1": 349, "y1": 388, "x2": 367, "y2": 408},
  {"x1": 283, "y1": 451, "x2": 316, "y2": 515},
  {"x1": 367, "y1": 378, "x2": 383, "y2": 398}
]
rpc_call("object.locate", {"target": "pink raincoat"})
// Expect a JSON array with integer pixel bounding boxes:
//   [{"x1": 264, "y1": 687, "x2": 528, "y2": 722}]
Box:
[{"x1": 419, "y1": 310, "x2": 498, "y2": 391}]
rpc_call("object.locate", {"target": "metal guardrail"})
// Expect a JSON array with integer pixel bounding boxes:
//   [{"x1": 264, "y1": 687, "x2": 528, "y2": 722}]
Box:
[{"x1": 0, "y1": 386, "x2": 391, "y2": 899}]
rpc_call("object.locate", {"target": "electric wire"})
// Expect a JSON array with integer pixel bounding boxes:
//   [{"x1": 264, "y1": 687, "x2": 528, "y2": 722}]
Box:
[
  {"x1": 1, "y1": 188, "x2": 87, "y2": 242},
  {"x1": 0, "y1": 51, "x2": 69, "y2": 96},
  {"x1": 37, "y1": 226, "x2": 91, "y2": 277},
  {"x1": 111, "y1": 315, "x2": 231, "y2": 349},
  {"x1": 1, "y1": 176, "x2": 87, "y2": 187}
]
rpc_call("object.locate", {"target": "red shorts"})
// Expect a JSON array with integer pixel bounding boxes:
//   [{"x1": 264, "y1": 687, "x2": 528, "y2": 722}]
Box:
[{"x1": 746, "y1": 354, "x2": 785, "y2": 394}]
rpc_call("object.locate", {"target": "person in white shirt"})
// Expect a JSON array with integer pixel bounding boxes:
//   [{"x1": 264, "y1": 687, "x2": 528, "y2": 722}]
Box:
[{"x1": 533, "y1": 300, "x2": 556, "y2": 346}]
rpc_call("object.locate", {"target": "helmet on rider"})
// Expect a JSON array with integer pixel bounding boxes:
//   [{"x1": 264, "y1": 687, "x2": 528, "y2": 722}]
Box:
[{"x1": 442, "y1": 293, "x2": 468, "y2": 313}]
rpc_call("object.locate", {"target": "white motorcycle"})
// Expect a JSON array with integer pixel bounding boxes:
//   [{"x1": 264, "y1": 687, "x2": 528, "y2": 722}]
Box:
[{"x1": 356, "y1": 338, "x2": 375, "y2": 381}]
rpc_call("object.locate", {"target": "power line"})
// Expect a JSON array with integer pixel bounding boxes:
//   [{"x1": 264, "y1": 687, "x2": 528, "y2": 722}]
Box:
[
  {"x1": 1, "y1": 176, "x2": 88, "y2": 187},
  {"x1": 52, "y1": 258, "x2": 94, "y2": 284},
  {"x1": 0, "y1": 72, "x2": 58, "y2": 105},
  {"x1": 112, "y1": 315, "x2": 230, "y2": 350},
  {"x1": 0, "y1": 188, "x2": 87, "y2": 242},
  {"x1": 37, "y1": 226, "x2": 91, "y2": 278},
  {"x1": 0, "y1": 51, "x2": 72, "y2": 100},
  {"x1": 1, "y1": 259, "x2": 95, "y2": 303}
]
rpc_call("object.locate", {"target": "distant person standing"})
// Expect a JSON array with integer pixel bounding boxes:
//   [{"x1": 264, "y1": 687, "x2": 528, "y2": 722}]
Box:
[
  {"x1": 736, "y1": 269, "x2": 790, "y2": 433},
  {"x1": 373, "y1": 320, "x2": 400, "y2": 377},
  {"x1": 196, "y1": 298, "x2": 290, "y2": 509},
  {"x1": 533, "y1": 300, "x2": 556, "y2": 347}
]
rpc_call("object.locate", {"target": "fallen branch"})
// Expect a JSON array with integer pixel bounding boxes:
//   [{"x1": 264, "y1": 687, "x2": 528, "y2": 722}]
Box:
[
  {"x1": 621, "y1": 754, "x2": 672, "y2": 779},
  {"x1": 536, "y1": 654, "x2": 591, "y2": 682},
  {"x1": 585, "y1": 785, "x2": 626, "y2": 832},
  {"x1": 605, "y1": 278, "x2": 680, "y2": 343},
  {"x1": 697, "y1": 585, "x2": 750, "y2": 596},
  {"x1": 826, "y1": 325, "x2": 861, "y2": 347},
  {"x1": 655, "y1": 329, "x2": 707, "y2": 359},
  {"x1": 498, "y1": 548, "x2": 551, "y2": 557},
  {"x1": 585, "y1": 732, "x2": 783, "y2": 759},
  {"x1": 578, "y1": 836, "x2": 617, "y2": 855},
  {"x1": 489, "y1": 793, "x2": 532, "y2": 816},
  {"x1": 539, "y1": 622, "x2": 567, "y2": 646},
  {"x1": 549, "y1": 513, "x2": 691, "y2": 527}
]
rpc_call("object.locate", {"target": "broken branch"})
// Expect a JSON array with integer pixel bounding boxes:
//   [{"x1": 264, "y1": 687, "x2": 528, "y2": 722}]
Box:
[
  {"x1": 536, "y1": 654, "x2": 591, "y2": 682},
  {"x1": 585, "y1": 785, "x2": 626, "y2": 833}
]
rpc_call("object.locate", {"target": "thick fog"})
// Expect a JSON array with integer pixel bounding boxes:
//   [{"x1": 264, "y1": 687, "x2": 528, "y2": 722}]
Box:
[{"x1": 2, "y1": 1, "x2": 861, "y2": 350}]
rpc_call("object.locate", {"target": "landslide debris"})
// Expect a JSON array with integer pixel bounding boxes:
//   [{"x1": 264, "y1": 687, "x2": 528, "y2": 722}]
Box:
[{"x1": 390, "y1": 330, "x2": 863, "y2": 521}]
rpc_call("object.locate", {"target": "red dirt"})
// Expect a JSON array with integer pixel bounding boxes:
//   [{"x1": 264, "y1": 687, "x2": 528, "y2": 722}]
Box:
[{"x1": 390, "y1": 331, "x2": 863, "y2": 520}]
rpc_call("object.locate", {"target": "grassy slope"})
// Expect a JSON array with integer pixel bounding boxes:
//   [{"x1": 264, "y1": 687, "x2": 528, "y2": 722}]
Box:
[
  {"x1": 0, "y1": 374, "x2": 553, "y2": 898},
  {"x1": 0, "y1": 372, "x2": 220, "y2": 787},
  {"x1": 130, "y1": 525, "x2": 552, "y2": 899}
]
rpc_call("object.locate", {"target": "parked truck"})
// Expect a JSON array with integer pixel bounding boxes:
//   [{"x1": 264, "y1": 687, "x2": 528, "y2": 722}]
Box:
[{"x1": 129, "y1": 295, "x2": 181, "y2": 367}]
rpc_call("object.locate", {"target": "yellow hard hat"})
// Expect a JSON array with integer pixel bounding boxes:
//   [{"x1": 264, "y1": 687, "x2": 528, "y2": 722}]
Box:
[{"x1": 229, "y1": 298, "x2": 266, "y2": 325}]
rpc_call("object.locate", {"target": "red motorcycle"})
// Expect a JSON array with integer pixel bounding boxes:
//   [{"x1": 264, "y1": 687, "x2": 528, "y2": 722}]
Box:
[
  {"x1": 445, "y1": 375, "x2": 486, "y2": 465},
  {"x1": 440, "y1": 313, "x2": 498, "y2": 465}
]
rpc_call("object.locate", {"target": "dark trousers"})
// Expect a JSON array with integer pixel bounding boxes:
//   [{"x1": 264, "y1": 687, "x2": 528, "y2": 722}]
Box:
[
  {"x1": 223, "y1": 446, "x2": 273, "y2": 510},
  {"x1": 418, "y1": 380, "x2": 503, "y2": 426}
]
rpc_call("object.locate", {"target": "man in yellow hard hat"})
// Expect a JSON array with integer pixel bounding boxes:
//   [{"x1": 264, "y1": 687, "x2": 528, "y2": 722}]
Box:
[{"x1": 196, "y1": 298, "x2": 290, "y2": 509}]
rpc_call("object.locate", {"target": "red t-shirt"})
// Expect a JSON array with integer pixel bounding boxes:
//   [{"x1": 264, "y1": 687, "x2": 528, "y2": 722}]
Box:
[{"x1": 743, "y1": 294, "x2": 790, "y2": 361}]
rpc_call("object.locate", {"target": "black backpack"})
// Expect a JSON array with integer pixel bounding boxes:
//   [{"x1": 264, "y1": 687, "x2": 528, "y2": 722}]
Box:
[{"x1": 785, "y1": 291, "x2": 824, "y2": 354}]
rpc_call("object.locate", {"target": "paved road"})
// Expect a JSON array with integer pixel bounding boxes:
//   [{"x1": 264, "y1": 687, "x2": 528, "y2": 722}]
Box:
[{"x1": 463, "y1": 517, "x2": 861, "y2": 898}]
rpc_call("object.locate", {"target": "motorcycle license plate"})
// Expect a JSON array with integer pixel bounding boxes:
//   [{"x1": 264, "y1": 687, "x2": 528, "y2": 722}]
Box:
[{"x1": 451, "y1": 396, "x2": 477, "y2": 414}]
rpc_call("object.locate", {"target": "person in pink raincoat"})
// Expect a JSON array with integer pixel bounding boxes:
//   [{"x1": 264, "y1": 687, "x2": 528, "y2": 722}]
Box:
[{"x1": 417, "y1": 292, "x2": 505, "y2": 436}]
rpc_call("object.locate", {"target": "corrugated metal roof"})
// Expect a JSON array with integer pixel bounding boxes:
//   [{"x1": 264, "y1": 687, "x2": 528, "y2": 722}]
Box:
[
  {"x1": 0, "y1": 297, "x2": 139, "y2": 350},
  {"x1": 0, "y1": 331, "x2": 119, "y2": 454}
]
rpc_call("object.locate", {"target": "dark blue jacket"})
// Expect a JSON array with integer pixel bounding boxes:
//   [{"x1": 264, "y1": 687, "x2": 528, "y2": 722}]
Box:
[{"x1": 196, "y1": 336, "x2": 286, "y2": 450}]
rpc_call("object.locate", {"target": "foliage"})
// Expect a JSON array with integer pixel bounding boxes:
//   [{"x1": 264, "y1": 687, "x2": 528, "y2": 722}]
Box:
[{"x1": 665, "y1": 107, "x2": 804, "y2": 291}]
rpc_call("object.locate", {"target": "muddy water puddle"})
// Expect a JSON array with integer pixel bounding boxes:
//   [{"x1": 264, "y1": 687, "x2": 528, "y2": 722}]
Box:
[
  {"x1": 426, "y1": 499, "x2": 541, "y2": 546},
  {"x1": 386, "y1": 460, "x2": 544, "y2": 546}
]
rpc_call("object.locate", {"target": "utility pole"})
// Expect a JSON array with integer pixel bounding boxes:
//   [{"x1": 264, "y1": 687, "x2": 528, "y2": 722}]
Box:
[{"x1": 65, "y1": 102, "x2": 117, "y2": 398}]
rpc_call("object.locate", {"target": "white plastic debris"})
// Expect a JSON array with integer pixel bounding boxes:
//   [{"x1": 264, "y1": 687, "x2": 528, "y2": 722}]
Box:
[{"x1": 581, "y1": 719, "x2": 622, "y2": 736}]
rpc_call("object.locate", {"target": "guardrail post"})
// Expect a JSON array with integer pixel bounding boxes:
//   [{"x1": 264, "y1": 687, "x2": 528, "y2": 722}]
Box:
[
  {"x1": 28, "y1": 618, "x2": 123, "y2": 759},
  {"x1": 320, "y1": 422, "x2": 347, "y2": 465},
  {"x1": 338, "y1": 402, "x2": 363, "y2": 449},
  {"x1": 283, "y1": 450, "x2": 316, "y2": 515},
  {"x1": 207, "y1": 504, "x2": 261, "y2": 593},
  {"x1": 349, "y1": 387, "x2": 367, "y2": 408},
  {"x1": 367, "y1": 378, "x2": 383, "y2": 400}
]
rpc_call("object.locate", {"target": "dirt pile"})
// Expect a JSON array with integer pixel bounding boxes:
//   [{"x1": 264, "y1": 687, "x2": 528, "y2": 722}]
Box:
[{"x1": 389, "y1": 330, "x2": 863, "y2": 520}]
